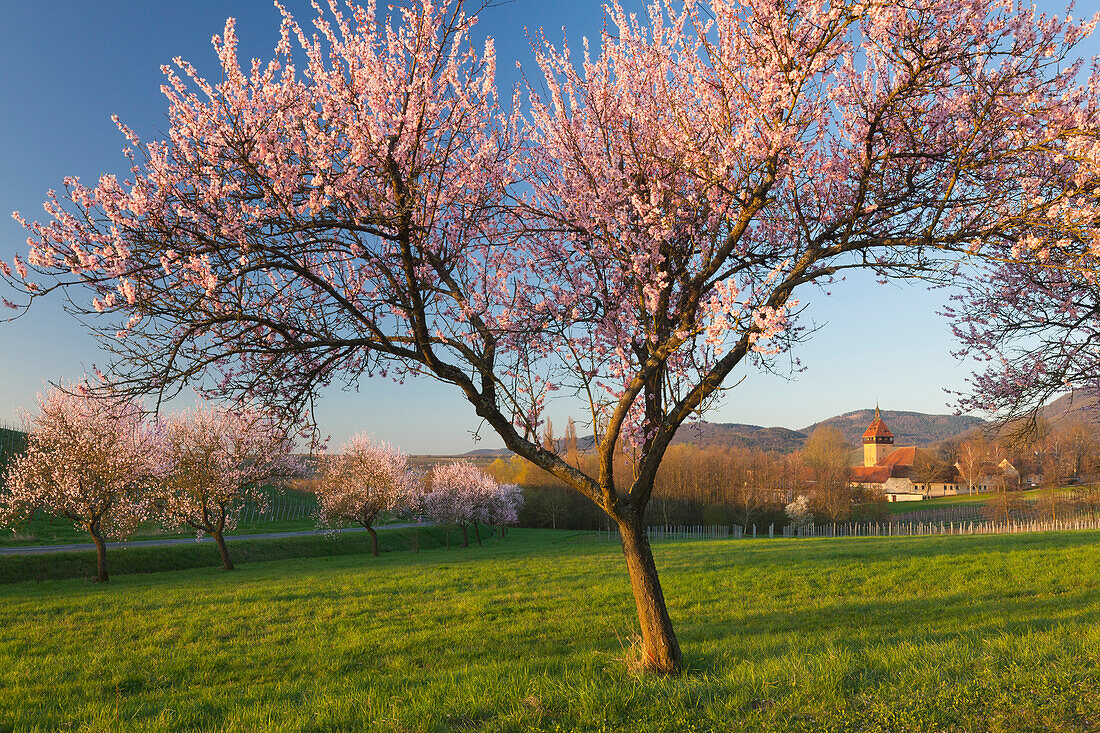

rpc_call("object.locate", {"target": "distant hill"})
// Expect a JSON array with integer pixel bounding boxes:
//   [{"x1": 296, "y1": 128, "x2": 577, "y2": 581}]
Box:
[
  {"x1": 799, "y1": 409, "x2": 986, "y2": 448},
  {"x1": 667, "y1": 422, "x2": 808, "y2": 453},
  {"x1": 458, "y1": 409, "x2": 990, "y2": 458},
  {"x1": 1041, "y1": 391, "x2": 1100, "y2": 427},
  {"x1": 459, "y1": 422, "x2": 807, "y2": 457},
  {"x1": 463, "y1": 448, "x2": 515, "y2": 457}
]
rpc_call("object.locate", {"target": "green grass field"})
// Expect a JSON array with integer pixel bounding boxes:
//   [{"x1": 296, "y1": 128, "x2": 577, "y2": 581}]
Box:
[
  {"x1": 3, "y1": 529, "x2": 1100, "y2": 732},
  {"x1": 882, "y1": 486, "x2": 1082, "y2": 514}
]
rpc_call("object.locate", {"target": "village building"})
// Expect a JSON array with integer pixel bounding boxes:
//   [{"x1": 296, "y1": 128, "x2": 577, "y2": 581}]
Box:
[{"x1": 848, "y1": 408, "x2": 999, "y2": 501}]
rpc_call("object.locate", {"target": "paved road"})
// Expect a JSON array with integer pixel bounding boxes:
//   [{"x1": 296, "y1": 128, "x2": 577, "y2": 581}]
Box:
[{"x1": 0, "y1": 523, "x2": 428, "y2": 556}]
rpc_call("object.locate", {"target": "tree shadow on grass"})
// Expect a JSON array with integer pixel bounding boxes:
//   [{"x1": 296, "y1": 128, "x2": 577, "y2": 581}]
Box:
[{"x1": 679, "y1": 584, "x2": 1100, "y2": 677}]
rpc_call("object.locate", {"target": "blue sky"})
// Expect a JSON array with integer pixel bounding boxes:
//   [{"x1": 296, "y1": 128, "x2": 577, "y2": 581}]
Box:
[{"x1": 0, "y1": 1, "x2": 1093, "y2": 453}]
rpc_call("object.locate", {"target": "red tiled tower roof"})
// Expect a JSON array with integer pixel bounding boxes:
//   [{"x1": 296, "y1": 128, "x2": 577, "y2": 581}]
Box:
[{"x1": 862, "y1": 406, "x2": 894, "y2": 443}]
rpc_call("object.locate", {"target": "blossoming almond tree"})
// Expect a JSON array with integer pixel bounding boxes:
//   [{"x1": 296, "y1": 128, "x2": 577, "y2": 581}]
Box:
[
  {"x1": 951, "y1": 236, "x2": 1100, "y2": 427},
  {"x1": 5, "y1": 0, "x2": 1100, "y2": 672},
  {"x1": 0, "y1": 387, "x2": 161, "y2": 582},
  {"x1": 425, "y1": 464, "x2": 520, "y2": 545},
  {"x1": 423, "y1": 461, "x2": 488, "y2": 547},
  {"x1": 158, "y1": 405, "x2": 300, "y2": 570},
  {"x1": 314, "y1": 433, "x2": 421, "y2": 556},
  {"x1": 474, "y1": 481, "x2": 522, "y2": 541}
]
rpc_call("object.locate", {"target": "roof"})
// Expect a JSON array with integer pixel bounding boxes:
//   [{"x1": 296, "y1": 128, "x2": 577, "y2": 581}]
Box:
[
  {"x1": 862, "y1": 407, "x2": 894, "y2": 439},
  {"x1": 849, "y1": 465, "x2": 892, "y2": 483},
  {"x1": 880, "y1": 446, "x2": 916, "y2": 467}
]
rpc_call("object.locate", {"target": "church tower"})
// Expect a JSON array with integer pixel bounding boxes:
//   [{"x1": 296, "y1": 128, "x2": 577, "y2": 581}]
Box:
[{"x1": 862, "y1": 406, "x2": 894, "y2": 467}]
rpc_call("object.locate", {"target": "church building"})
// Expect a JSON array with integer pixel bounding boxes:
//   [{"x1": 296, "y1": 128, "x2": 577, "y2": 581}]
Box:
[{"x1": 847, "y1": 408, "x2": 997, "y2": 501}]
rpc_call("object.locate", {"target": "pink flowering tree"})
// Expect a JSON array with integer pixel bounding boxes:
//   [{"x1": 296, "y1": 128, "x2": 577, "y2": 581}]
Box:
[
  {"x1": 314, "y1": 434, "x2": 421, "y2": 556},
  {"x1": 951, "y1": 240, "x2": 1100, "y2": 428},
  {"x1": 6, "y1": 0, "x2": 1100, "y2": 672},
  {"x1": 0, "y1": 386, "x2": 161, "y2": 582},
  {"x1": 158, "y1": 405, "x2": 300, "y2": 570},
  {"x1": 424, "y1": 461, "x2": 494, "y2": 547},
  {"x1": 466, "y1": 477, "x2": 520, "y2": 545},
  {"x1": 473, "y1": 481, "x2": 522, "y2": 540}
]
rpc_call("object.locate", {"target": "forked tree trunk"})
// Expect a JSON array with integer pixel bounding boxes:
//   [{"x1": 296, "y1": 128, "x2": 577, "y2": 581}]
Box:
[
  {"x1": 213, "y1": 530, "x2": 235, "y2": 570},
  {"x1": 460, "y1": 523, "x2": 469, "y2": 547},
  {"x1": 618, "y1": 519, "x2": 683, "y2": 675},
  {"x1": 472, "y1": 521, "x2": 482, "y2": 546},
  {"x1": 89, "y1": 524, "x2": 109, "y2": 583},
  {"x1": 367, "y1": 526, "x2": 379, "y2": 557}
]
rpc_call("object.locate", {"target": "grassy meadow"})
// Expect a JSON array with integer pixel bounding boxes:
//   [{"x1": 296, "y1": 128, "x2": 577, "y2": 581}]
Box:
[
  {"x1": 882, "y1": 486, "x2": 1083, "y2": 515},
  {"x1": 3, "y1": 529, "x2": 1100, "y2": 732}
]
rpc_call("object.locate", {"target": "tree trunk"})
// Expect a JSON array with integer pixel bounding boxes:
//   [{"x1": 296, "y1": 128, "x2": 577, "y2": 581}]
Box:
[
  {"x1": 460, "y1": 523, "x2": 469, "y2": 547},
  {"x1": 89, "y1": 524, "x2": 109, "y2": 583},
  {"x1": 618, "y1": 519, "x2": 683, "y2": 675},
  {"x1": 472, "y1": 521, "x2": 482, "y2": 546},
  {"x1": 213, "y1": 530, "x2": 235, "y2": 570},
  {"x1": 412, "y1": 526, "x2": 419, "y2": 554},
  {"x1": 367, "y1": 526, "x2": 379, "y2": 557}
]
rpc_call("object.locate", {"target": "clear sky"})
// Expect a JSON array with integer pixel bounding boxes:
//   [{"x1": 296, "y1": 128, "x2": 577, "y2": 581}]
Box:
[{"x1": 0, "y1": 1, "x2": 1093, "y2": 453}]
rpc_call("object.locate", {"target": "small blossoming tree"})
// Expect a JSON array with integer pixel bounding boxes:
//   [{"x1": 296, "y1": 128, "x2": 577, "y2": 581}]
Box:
[
  {"x1": 314, "y1": 434, "x2": 421, "y2": 557},
  {"x1": 0, "y1": 386, "x2": 161, "y2": 581},
  {"x1": 475, "y1": 482, "x2": 522, "y2": 540},
  {"x1": 424, "y1": 462, "x2": 498, "y2": 547},
  {"x1": 785, "y1": 495, "x2": 814, "y2": 534},
  {"x1": 158, "y1": 405, "x2": 300, "y2": 570}
]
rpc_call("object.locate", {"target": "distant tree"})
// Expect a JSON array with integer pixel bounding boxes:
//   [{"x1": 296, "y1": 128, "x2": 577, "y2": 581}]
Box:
[
  {"x1": 541, "y1": 420, "x2": 556, "y2": 454},
  {"x1": 1051, "y1": 420, "x2": 1097, "y2": 481},
  {"x1": 485, "y1": 455, "x2": 531, "y2": 486},
  {"x1": 315, "y1": 435, "x2": 421, "y2": 557},
  {"x1": 474, "y1": 482, "x2": 523, "y2": 539},
  {"x1": 0, "y1": 387, "x2": 160, "y2": 582},
  {"x1": 911, "y1": 451, "x2": 952, "y2": 496},
  {"x1": 982, "y1": 475, "x2": 1026, "y2": 524},
  {"x1": 850, "y1": 484, "x2": 889, "y2": 522},
  {"x1": 424, "y1": 462, "x2": 497, "y2": 547},
  {"x1": 563, "y1": 419, "x2": 580, "y2": 465},
  {"x1": 937, "y1": 440, "x2": 961, "y2": 468},
  {"x1": 802, "y1": 426, "x2": 852, "y2": 522},
  {"x1": 785, "y1": 495, "x2": 813, "y2": 533},
  {"x1": 528, "y1": 486, "x2": 572, "y2": 530},
  {"x1": 159, "y1": 405, "x2": 301, "y2": 570},
  {"x1": 802, "y1": 426, "x2": 851, "y2": 472},
  {"x1": 956, "y1": 436, "x2": 990, "y2": 496},
  {"x1": 1073, "y1": 484, "x2": 1100, "y2": 514}
]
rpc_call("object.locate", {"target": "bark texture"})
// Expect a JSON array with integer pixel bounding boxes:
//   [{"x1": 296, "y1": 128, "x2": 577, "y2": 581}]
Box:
[
  {"x1": 618, "y1": 519, "x2": 683, "y2": 674},
  {"x1": 367, "y1": 526, "x2": 379, "y2": 557},
  {"x1": 89, "y1": 525, "x2": 109, "y2": 583},
  {"x1": 214, "y1": 530, "x2": 235, "y2": 570}
]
